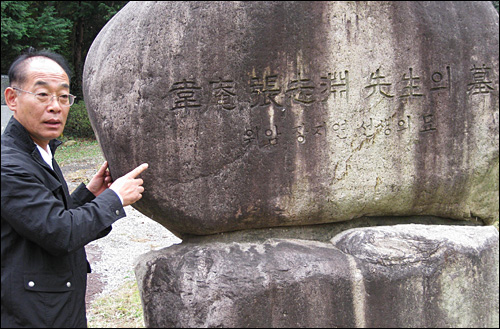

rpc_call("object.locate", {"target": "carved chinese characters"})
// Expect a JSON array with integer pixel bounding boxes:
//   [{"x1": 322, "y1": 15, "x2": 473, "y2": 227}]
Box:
[
  {"x1": 167, "y1": 65, "x2": 490, "y2": 113},
  {"x1": 83, "y1": 1, "x2": 499, "y2": 237},
  {"x1": 166, "y1": 64, "x2": 491, "y2": 150}
]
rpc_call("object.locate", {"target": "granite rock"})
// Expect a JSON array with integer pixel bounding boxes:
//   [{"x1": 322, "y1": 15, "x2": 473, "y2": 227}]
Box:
[
  {"x1": 84, "y1": 1, "x2": 499, "y2": 236},
  {"x1": 135, "y1": 224, "x2": 499, "y2": 327}
]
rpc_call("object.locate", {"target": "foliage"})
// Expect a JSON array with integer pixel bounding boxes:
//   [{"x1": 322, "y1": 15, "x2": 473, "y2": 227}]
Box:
[
  {"x1": 493, "y1": 1, "x2": 499, "y2": 12},
  {"x1": 1, "y1": 1, "x2": 128, "y2": 99},
  {"x1": 63, "y1": 100, "x2": 95, "y2": 139},
  {"x1": 1, "y1": 1, "x2": 127, "y2": 139},
  {"x1": 1, "y1": 2, "x2": 72, "y2": 72}
]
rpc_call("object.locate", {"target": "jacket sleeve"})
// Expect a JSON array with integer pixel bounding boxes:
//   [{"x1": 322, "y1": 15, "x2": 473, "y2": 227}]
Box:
[
  {"x1": 1, "y1": 162, "x2": 126, "y2": 256},
  {"x1": 70, "y1": 182, "x2": 114, "y2": 240},
  {"x1": 71, "y1": 182, "x2": 97, "y2": 207}
]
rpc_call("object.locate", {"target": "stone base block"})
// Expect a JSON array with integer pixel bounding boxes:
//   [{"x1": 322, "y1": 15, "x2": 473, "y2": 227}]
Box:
[{"x1": 135, "y1": 225, "x2": 499, "y2": 327}]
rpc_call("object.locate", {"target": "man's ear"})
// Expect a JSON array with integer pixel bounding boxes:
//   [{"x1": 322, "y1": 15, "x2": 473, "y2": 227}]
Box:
[{"x1": 4, "y1": 87, "x2": 18, "y2": 113}]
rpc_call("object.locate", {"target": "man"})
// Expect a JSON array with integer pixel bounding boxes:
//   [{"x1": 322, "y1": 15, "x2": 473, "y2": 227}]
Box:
[{"x1": 1, "y1": 49, "x2": 148, "y2": 328}]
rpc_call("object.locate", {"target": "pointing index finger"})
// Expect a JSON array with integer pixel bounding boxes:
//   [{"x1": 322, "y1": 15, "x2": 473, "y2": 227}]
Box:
[
  {"x1": 126, "y1": 163, "x2": 149, "y2": 178},
  {"x1": 97, "y1": 161, "x2": 108, "y2": 175}
]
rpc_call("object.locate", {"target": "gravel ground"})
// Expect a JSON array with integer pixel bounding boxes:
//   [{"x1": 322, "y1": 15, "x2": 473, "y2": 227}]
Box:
[{"x1": 86, "y1": 206, "x2": 182, "y2": 301}]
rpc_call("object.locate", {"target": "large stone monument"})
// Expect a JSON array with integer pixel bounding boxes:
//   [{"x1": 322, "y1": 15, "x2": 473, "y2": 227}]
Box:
[{"x1": 83, "y1": 1, "x2": 499, "y2": 327}]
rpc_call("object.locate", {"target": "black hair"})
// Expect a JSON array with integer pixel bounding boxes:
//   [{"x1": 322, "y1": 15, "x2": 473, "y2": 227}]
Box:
[{"x1": 8, "y1": 47, "x2": 72, "y2": 87}]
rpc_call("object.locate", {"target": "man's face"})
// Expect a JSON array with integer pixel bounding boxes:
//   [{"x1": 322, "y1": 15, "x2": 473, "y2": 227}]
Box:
[{"x1": 8, "y1": 57, "x2": 71, "y2": 148}]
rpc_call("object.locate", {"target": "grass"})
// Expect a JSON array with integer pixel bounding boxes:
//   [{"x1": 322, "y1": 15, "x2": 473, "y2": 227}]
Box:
[
  {"x1": 54, "y1": 137, "x2": 104, "y2": 166},
  {"x1": 87, "y1": 280, "x2": 145, "y2": 328}
]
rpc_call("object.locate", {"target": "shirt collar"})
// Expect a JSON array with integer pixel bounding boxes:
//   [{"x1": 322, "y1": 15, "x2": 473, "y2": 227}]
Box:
[{"x1": 35, "y1": 143, "x2": 54, "y2": 169}]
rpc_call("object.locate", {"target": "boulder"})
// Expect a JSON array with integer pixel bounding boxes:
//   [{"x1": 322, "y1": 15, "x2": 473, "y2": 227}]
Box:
[
  {"x1": 83, "y1": 1, "x2": 499, "y2": 236},
  {"x1": 331, "y1": 225, "x2": 500, "y2": 328},
  {"x1": 135, "y1": 224, "x2": 499, "y2": 327}
]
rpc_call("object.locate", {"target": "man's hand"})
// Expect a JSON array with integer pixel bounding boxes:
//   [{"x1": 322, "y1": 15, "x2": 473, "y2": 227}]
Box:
[
  {"x1": 110, "y1": 163, "x2": 149, "y2": 206},
  {"x1": 87, "y1": 161, "x2": 113, "y2": 197}
]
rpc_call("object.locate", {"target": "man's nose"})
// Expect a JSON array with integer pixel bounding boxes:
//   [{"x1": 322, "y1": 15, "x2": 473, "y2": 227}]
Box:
[{"x1": 47, "y1": 96, "x2": 62, "y2": 112}]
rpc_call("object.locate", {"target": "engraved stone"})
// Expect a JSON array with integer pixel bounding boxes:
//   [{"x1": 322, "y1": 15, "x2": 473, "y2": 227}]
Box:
[{"x1": 83, "y1": 1, "x2": 499, "y2": 237}]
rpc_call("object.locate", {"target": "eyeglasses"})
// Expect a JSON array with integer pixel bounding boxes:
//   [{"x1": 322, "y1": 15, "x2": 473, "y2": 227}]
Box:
[{"x1": 13, "y1": 87, "x2": 76, "y2": 107}]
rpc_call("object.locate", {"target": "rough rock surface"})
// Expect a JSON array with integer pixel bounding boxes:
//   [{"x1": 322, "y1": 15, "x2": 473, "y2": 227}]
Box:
[
  {"x1": 84, "y1": 1, "x2": 499, "y2": 237},
  {"x1": 135, "y1": 224, "x2": 499, "y2": 328}
]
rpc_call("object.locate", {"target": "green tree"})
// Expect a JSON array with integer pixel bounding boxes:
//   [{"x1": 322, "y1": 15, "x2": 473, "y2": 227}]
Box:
[
  {"x1": 1, "y1": 1, "x2": 128, "y2": 139},
  {"x1": 52, "y1": 1, "x2": 128, "y2": 99},
  {"x1": 1, "y1": 1, "x2": 128, "y2": 99},
  {"x1": 493, "y1": 1, "x2": 499, "y2": 13},
  {"x1": 1, "y1": 1, "x2": 72, "y2": 73},
  {"x1": 1, "y1": 2, "x2": 31, "y2": 55}
]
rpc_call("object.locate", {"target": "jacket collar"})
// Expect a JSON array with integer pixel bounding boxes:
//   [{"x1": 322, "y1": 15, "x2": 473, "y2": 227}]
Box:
[{"x1": 3, "y1": 116, "x2": 62, "y2": 155}]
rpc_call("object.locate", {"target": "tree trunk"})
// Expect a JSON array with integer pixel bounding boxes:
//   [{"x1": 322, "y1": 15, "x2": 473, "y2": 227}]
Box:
[{"x1": 72, "y1": 2, "x2": 84, "y2": 99}]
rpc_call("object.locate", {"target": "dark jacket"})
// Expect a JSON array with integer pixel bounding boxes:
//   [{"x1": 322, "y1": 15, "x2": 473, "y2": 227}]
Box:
[{"x1": 1, "y1": 117, "x2": 125, "y2": 328}]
